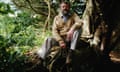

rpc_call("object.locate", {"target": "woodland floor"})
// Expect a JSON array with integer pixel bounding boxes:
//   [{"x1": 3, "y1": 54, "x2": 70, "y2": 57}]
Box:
[{"x1": 24, "y1": 48, "x2": 120, "y2": 72}]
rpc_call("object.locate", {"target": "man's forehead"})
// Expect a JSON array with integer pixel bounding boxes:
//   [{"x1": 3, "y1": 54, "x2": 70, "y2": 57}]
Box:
[{"x1": 61, "y1": 3, "x2": 69, "y2": 6}]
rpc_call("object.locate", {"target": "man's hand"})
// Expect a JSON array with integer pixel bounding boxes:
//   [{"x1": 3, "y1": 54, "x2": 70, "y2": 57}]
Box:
[
  {"x1": 66, "y1": 29, "x2": 74, "y2": 41},
  {"x1": 59, "y1": 41, "x2": 66, "y2": 49}
]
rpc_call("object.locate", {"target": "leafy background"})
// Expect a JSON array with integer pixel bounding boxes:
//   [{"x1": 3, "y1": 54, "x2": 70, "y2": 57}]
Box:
[
  {"x1": 1, "y1": 0, "x2": 120, "y2": 72},
  {"x1": 0, "y1": 2, "x2": 52, "y2": 72},
  {"x1": 0, "y1": 0, "x2": 86, "y2": 71}
]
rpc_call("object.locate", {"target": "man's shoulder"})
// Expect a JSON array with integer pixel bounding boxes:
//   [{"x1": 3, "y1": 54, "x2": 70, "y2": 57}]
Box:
[
  {"x1": 72, "y1": 12, "x2": 79, "y2": 17},
  {"x1": 69, "y1": 12, "x2": 79, "y2": 20},
  {"x1": 54, "y1": 14, "x2": 61, "y2": 20}
]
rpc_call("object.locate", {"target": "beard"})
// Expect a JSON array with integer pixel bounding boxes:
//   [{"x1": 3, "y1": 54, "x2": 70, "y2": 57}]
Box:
[{"x1": 62, "y1": 10, "x2": 69, "y2": 16}]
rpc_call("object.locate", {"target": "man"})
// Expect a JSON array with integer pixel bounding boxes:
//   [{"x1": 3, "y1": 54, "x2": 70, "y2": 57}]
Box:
[{"x1": 37, "y1": 1, "x2": 83, "y2": 63}]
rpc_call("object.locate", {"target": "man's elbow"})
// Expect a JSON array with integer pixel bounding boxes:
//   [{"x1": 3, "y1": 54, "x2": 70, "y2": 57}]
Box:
[{"x1": 76, "y1": 21, "x2": 83, "y2": 29}]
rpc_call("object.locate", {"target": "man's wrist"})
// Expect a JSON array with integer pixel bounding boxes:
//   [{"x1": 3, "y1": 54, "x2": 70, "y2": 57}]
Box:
[{"x1": 70, "y1": 28, "x2": 74, "y2": 32}]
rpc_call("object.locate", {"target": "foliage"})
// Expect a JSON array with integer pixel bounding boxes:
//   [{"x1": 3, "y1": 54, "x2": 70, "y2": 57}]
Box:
[
  {"x1": 0, "y1": 0, "x2": 86, "y2": 72},
  {"x1": 71, "y1": 0, "x2": 86, "y2": 17},
  {"x1": 11, "y1": 0, "x2": 86, "y2": 16},
  {"x1": 0, "y1": 2, "x2": 13, "y2": 14},
  {"x1": 3, "y1": 0, "x2": 120, "y2": 72},
  {"x1": 11, "y1": 0, "x2": 86, "y2": 30},
  {"x1": 0, "y1": 2, "x2": 51, "y2": 72}
]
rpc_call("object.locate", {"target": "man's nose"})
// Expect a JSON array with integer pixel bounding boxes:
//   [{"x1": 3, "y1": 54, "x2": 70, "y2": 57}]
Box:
[{"x1": 63, "y1": 7, "x2": 67, "y2": 10}]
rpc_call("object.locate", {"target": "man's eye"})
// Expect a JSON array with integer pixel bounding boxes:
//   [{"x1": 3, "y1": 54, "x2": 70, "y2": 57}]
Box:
[{"x1": 63, "y1": 6, "x2": 65, "y2": 8}]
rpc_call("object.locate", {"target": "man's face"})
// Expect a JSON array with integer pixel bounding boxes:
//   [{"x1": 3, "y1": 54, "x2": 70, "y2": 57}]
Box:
[{"x1": 60, "y1": 3, "x2": 70, "y2": 15}]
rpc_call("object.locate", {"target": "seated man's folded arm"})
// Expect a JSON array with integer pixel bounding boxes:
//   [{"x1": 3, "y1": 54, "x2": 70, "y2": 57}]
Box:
[{"x1": 70, "y1": 13, "x2": 83, "y2": 31}]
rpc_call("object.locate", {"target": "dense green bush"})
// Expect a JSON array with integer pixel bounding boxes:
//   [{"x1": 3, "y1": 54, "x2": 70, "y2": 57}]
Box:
[{"x1": 0, "y1": 2, "x2": 51, "y2": 72}]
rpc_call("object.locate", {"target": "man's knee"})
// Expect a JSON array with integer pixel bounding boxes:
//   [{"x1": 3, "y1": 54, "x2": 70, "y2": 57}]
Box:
[
  {"x1": 73, "y1": 29, "x2": 81, "y2": 38},
  {"x1": 46, "y1": 37, "x2": 53, "y2": 42},
  {"x1": 74, "y1": 30, "x2": 79, "y2": 35}
]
